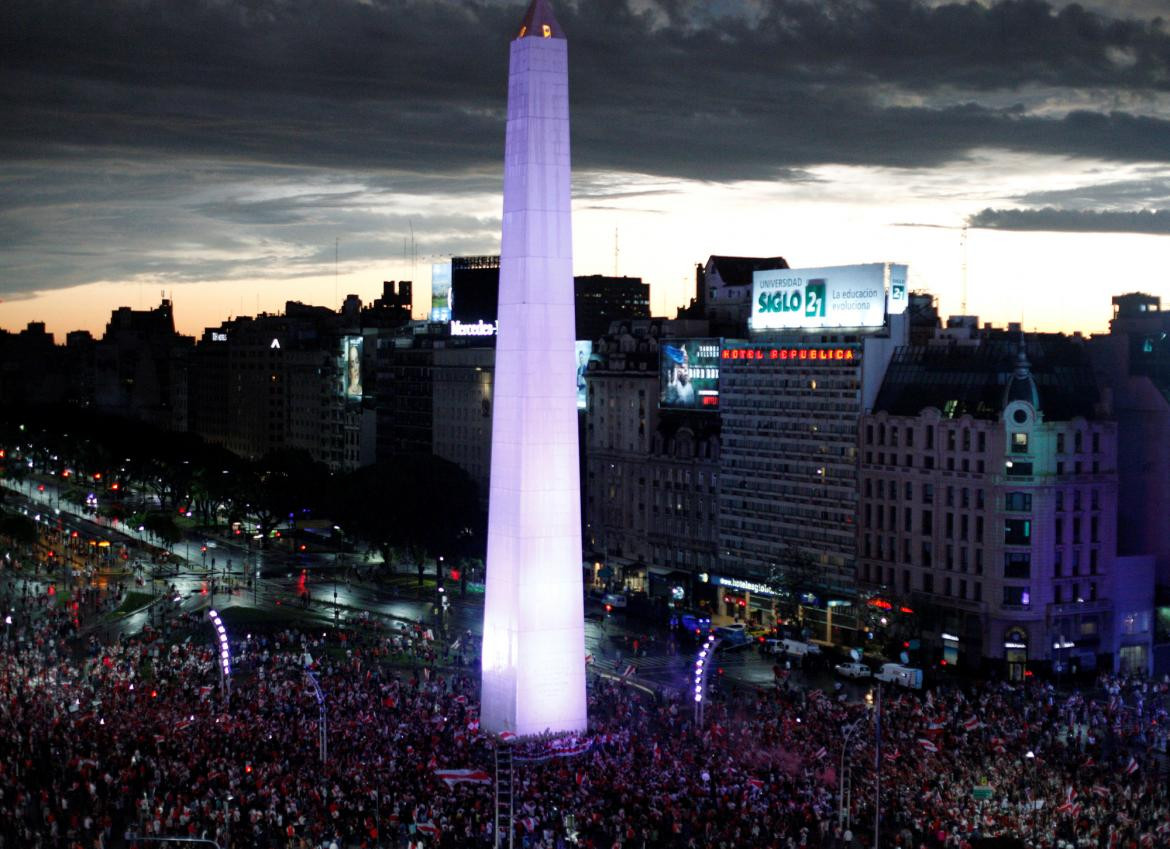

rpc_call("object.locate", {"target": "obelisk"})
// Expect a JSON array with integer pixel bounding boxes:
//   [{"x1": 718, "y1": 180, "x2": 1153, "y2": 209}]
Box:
[{"x1": 480, "y1": 0, "x2": 587, "y2": 737}]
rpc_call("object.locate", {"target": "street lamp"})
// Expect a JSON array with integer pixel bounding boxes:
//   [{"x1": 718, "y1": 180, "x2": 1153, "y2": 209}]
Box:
[{"x1": 1025, "y1": 750, "x2": 1037, "y2": 844}]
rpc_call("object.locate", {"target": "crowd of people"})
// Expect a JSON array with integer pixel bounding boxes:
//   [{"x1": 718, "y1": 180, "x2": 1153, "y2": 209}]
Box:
[
  {"x1": 4, "y1": 517, "x2": 1170, "y2": 849},
  {"x1": 2, "y1": 587, "x2": 1170, "y2": 849}
]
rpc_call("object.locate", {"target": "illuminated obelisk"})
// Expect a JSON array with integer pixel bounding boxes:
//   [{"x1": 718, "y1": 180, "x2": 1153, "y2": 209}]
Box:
[{"x1": 480, "y1": 0, "x2": 587, "y2": 737}]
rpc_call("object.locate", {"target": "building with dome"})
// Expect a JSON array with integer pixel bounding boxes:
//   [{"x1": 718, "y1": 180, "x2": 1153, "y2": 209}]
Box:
[{"x1": 855, "y1": 323, "x2": 1154, "y2": 677}]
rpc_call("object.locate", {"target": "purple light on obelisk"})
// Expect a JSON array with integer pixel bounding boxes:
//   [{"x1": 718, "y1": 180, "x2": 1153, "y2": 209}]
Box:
[{"x1": 480, "y1": 0, "x2": 587, "y2": 737}]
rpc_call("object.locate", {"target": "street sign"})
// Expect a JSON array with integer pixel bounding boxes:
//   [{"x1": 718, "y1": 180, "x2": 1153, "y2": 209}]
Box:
[{"x1": 972, "y1": 786, "x2": 993, "y2": 801}]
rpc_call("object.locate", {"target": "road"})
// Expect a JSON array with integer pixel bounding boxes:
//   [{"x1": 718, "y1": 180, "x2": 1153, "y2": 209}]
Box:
[{"x1": 6, "y1": 477, "x2": 885, "y2": 703}]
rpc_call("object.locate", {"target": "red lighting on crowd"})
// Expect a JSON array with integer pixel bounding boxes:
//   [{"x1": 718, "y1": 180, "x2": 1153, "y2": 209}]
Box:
[
  {"x1": 722, "y1": 347, "x2": 856, "y2": 362},
  {"x1": 868, "y1": 598, "x2": 892, "y2": 610},
  {"x1": 899, "y1": 606, "x2": 914, "y2": 615}
]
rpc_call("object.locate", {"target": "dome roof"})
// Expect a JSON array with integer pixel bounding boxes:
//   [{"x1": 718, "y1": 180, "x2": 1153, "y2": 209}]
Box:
[{"x1": 1004, "y1": 344, "x2": 1041, "y2": 411}]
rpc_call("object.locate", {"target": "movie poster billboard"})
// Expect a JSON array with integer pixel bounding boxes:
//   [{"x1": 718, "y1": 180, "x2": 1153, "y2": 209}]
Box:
[
  {"x1": 575, "y1": 341, "x2": 592, "y2": 409},
  {"x1": 342, "y1": 336, "x2": 363, "y2": 399},
  {"x1": 430, "y1": 261, "x2": 452, "y2": 323},
  {"x1": 659, "y1": 339, "x2": 721, "y2": 410},
  {"x1": 751, "y1": 263, "x2": 904, "y2": 330}
]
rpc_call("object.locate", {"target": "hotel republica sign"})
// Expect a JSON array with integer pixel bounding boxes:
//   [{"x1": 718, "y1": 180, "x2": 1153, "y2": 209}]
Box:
[{"x1": 750, "y1": 263, "x2": 907, "y2": 330}]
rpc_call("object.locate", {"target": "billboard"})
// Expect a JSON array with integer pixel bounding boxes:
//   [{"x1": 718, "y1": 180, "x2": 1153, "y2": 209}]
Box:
[
  {"x1": 659, "y1": 339, "x2": 721, "y2": 410},
  {"x1": 751, "y1": 263, "x2": 905, "y2": 330},
  {"x1": 342, "y1": 336, "x2": 363, "y2": 399},
  {"x1": 575, "y1": 341, "x2": 592, "y2": 409},
  {"x1": 887, "y1": 264, "x2": 908, "y2": 315},
  {"x1": 430, "y1": 262, "x2": 452, "y2": 323}
]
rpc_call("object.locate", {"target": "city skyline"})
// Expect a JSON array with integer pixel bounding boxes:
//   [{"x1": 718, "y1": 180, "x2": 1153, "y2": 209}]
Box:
[{"x1": 3, "y1": 0, "x2": 1170, "y2": 339}]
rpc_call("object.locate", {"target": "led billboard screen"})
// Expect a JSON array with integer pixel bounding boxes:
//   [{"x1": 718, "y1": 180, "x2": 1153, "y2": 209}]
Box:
[
  {"x1": 342, "y1": 336, "x2": 363, "y2": 399},
  {"x1": 430, "y1": 262, "x2": 452, "y2": 323},
  {"x1": 659, "y1": 339, "x2": 720, "y2": 410},
  {"x1": 575, "y1": 341, "x2": 592, "y2": 409},
  {"x1": 751, "y1": 263, "x2": 905, "y2": 330}
]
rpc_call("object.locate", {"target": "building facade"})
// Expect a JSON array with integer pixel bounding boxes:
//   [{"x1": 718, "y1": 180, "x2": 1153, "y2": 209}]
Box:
[{"x1": 857, "y1": 334, "x2": 1142, "y2": 676}]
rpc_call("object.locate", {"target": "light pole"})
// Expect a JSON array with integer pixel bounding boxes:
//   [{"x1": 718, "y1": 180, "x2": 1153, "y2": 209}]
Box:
[
  {"x1": 871, "y1": 682, "x2": 882, "y2": 849},
  {"x1": 1025, "y1": 750, "x2": 1037, "y2": 844},
  {"x1": 305, "y1": 668, "x2": 327, "y2": 763}
]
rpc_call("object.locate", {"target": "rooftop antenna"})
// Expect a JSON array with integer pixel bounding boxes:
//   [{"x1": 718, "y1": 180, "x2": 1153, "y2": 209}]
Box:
[
  {"x1": 334, "y1": 237, "x2": 339, "y2": 309},
  {"x1": 409, "y1": 219, "x2": 417, "y2": 285},
  {"x1": 614, "y1": 227, "x2": 620, "y2": 276},
  {"x1": 960, "y1": 223, "x2": 969, "y2": 315}
]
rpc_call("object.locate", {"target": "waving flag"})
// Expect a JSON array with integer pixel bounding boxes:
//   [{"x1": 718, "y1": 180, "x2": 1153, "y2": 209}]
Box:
[
  {"x1": 918, "y1": 738, "x2": 939, "y2": 753},
  {"x1": 434, "y1": 768, "x2": 492, "y2": 787}
]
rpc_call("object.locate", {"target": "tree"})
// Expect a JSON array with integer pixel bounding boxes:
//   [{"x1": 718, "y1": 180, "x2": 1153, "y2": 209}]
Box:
[
  {"x1": 338, "y1": 455, "x2": 484, "y2": 579},
  {"x1": 142, "y1": 512, "x2": 182, "y2": 549}
]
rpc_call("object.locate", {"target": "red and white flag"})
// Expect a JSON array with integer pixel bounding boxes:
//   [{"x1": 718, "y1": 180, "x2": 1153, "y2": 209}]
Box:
[
  {"x1": 812, "y1": 746, "x2": 827, "y2": 760},
  {"x1": 433, "y1": 768, "x2": 492, "y2": 788},
  {"x1": 963, "y1": 716, "x2": 980, "y2": 731},
  {"x1": 622, "y1": 664, "x2": 636, "y2": 679},
  {"x1": 466, "y1": 719, "x2": 480, "y2": 732},
  {"x1": 416, "y1": 821, "x2": 440, "y2": 839},
  {"x1": 1126, "y1": 757, "x2": 1140, "y2": 775},
  {"x1": 519, "y1": 817, "x2": 537, "y2": 833},
  {"x1": 499, "y1": 731, "x2": 517, "y2": 741},
  {"x1": 917, "y1": 738, "x2": 939, "y2": 753},
  {"x1": 1091, "y1": 785, "x2": 1110, "y2": 799}
]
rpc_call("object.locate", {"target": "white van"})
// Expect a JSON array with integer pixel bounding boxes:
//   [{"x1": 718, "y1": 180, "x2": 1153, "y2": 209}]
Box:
[
  {"x1": 603, "y1": 593, "x2": 628, "y2": 609},
  {"x1": 875, "y1": 663, "x2": 923, "y2": 689},
  {"x1": 782, "y1": 639, "x2": 822, "y2": 657}
]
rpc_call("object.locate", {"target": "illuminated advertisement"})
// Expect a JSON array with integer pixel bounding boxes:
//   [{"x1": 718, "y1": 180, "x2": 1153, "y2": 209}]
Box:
[
  {"x1": 659, "y1": 339, "x2": 721, "y2": 410},
  {"x1": 887, "y1": 264, "x2": 908, "y2": 315},
  {"x1": 575, "y1": 341, "x2": 592, "y2": 409},
  {"x1": 342, "y1": 336, "x2": 363, "y2": 399},
  {"x1": 722, "y1": 346, "x2": 858, "y2": 363},
  {"x1": 751, "y1": 263, "x2": 906, "y2": 330},
  {"x1": 430, "y1": 262, "x2": 452, "y2": 323}
]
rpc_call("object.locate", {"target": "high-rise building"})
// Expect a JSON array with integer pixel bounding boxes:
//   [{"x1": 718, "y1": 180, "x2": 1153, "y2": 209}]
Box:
[
  {"x1": 714, "y1": 264, "x2": 908, "y2": 639},
  {"x1": 481, "y1": 0, "x2": 587, "y2": 736},
  {"x1": 573, "y1": 275, "x2": 650, "y2": 341}
]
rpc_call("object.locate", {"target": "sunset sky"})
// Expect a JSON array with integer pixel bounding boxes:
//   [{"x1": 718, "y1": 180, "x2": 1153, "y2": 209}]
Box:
[{"x1": 2, "y1": 0, "x2": 1168, "y2": 339}]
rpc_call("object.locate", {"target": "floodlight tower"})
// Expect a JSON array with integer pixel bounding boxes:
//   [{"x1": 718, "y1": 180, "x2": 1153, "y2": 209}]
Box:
[{"x1": 480, "y1": 0, "x2": 587, "y2": 737}]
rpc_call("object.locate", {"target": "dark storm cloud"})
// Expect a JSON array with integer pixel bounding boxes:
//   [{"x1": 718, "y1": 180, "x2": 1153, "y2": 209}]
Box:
[
  {"x1": 3, "y1": 0, "x2": 1170, "y2": 178},
  {"x1": 969, "y1": 207, "x2": 1170, "y2": 234},
  {"x1": 2, "y1": 0, "x2": 1169, "y2": 297}
]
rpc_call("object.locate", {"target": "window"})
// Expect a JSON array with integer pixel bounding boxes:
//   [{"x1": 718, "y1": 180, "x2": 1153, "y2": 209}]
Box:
[
  {"x1": 906, "y1": 429, "x2": 914, "y2": 448},
  {"x1": 1091, "y1": 517, "x2": 1099, "y2": 543},
  {"x1": 1092, "y1": 432, "x2": 1100, "y2": 453},
  {"x1": 1075, "y1": 431, "x2": 1083, "y2": 453},
  {"x1": 1006, "y1": 461, "x2": 1033, "y2": 476},
  {"x1": 1012, "y1": 432, "x2": 1029, "y2": 453},
  {"x1": 977, "y1": 432, "x2": 986, "y2": 452},
  {"x1": 945, "y1": 513, "x2": 954, "y2": 538},
  {"x1": 977, "y1": 489, "x2": 985, "y2": 510},
  {"x1": 1005, "y1": 492, "x2": 1032, "y2": 512},
  {"x1": 1073, "y1": 517, "x2": 1082, "y2": 544},
  {"x1": 1003, "y1": 586, "x2": 1030, "y2": 606},
  {"x1": 961, "y1": 488, "x2": 970, "y2": 509},
  {"x1": 974, "y1": 582, "x2": 982, "y2": 602},
  {"x1": 946, "y1": 486, "x2": 955, "y2": 507},
  {"x1": 947, "y1": 430, "x2": 956, "y2": 451},
  {"x1": 923, "y1": 484, "x2": 934, "y2": 504},
  {"x1": 923, "y1": 572, "x2": 934, "y2": 593},
  {"x1": 975, "y1": 549, "x2": 983, "y2": 575},
  {"x1": 962, "y1": 430, "x2": 971, "y2": 451},
  {"x1": 921, "y1": 510, "x2": 933, "y2": 533},
  {"x1": 1056, "y1": 491, "x2": 1064, "y2": 512},
  {"x1": 926, "y1": 426, "x2": 934, "y2": 449},
  {"x1": 1055, "y1": 584, "x2": 1064, "y2": 604},
  {"x1": 960, "y1": 579, "x2": 967, "y2": 599},
  {"x1": 1057, "y1": 433, "x2": 1065, "y2": 453},
  {"x1": 922, "y1": 542, "x2": 933, "y2": 567},
  {"x1": 904, "y1": 509, "x2": 912, "y2": 533},
  {"x1": 1091, "y1": 489, "x2": 1099, "y2": 511},
  {"x1": 1004, "y1": 519, "x2": 1031, "y2": 545},
  {"x1": 1054, "y1": 549, "x2": 1063, "y2": 577},
  {"x1": 960, "y1": 514, "x2": 969, "y2": 541},
  {"x1": 1004, "y1": 552, "x2": 1031, "y2": 579},
  {"x1": 904, "y1": 482, "x2": 913, "y2": 500},
  {"x1": 944, "y1": 577, "x2": 952, "y2": 596},
  {"x1": 1089, "y1": 549, "x2": 1098, "y2": 574}
]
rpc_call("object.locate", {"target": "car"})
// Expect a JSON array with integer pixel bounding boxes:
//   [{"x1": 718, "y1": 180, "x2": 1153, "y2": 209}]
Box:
[
  {"x1": 760, "y1": 637, "x2": 785, "y2": 656},
  {"x1": 715, "y1": 624, "x2": 750, "y2": 647},
  {"x1": 835, "y1": 661, "x2": 872, "y2": 679}
]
